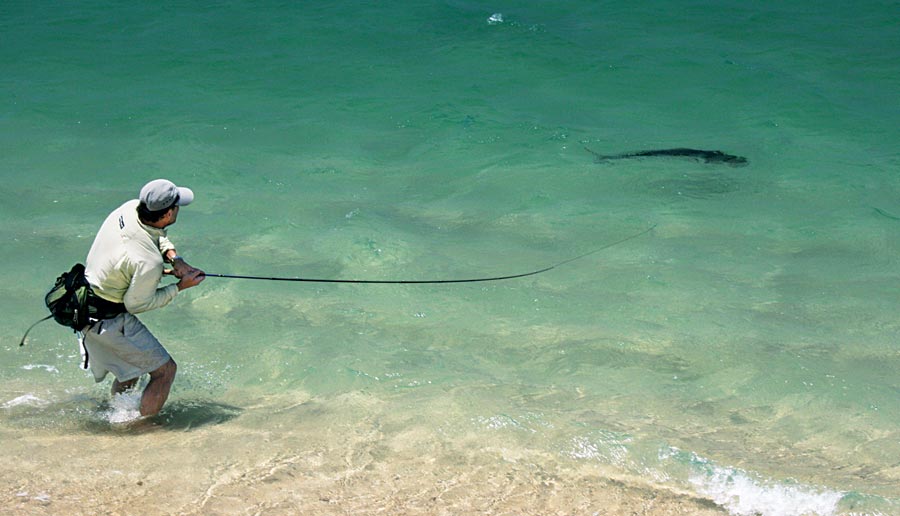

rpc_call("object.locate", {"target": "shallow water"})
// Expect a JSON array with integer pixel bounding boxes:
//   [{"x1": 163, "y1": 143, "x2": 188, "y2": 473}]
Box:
[{"x1": 2, "y1": 1, "x2": 899, "y2": 515}]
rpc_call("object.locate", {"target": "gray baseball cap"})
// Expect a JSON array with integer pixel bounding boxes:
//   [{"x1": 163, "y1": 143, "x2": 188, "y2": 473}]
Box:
[{"x1": 140, "y1": 179, "x2": 194, "y2": 211}]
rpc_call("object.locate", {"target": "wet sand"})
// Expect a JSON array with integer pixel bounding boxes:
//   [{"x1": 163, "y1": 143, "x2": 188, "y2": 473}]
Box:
[
  {"x1": 3, "y1": 438, "x2": 725, "y2": 515},
  {"x1": 2, "y1": 391, "x2": 725, "y2": 516}
]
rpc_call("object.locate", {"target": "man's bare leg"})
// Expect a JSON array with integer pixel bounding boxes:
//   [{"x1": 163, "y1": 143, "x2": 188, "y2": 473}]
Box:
[
  {"x1": 140, "y1": 359, "x2": 177, "y2": 417},
  {"x1": 112, "y1": 377, "x2": 139, "y2": 395}
]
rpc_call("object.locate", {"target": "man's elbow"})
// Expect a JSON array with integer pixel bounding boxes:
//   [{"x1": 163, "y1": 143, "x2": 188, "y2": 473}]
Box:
[
  {"x1": 124, "y1": 301, "x2": 151, "y2": 314},
  {"x1": 123, "y1": 296, "x2": 157, "y2": 314}
]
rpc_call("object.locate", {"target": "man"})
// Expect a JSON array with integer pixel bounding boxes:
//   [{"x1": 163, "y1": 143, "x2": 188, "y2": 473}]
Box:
[{"x1": 83, "y1": 179, "x2": 205, "y2": 417}]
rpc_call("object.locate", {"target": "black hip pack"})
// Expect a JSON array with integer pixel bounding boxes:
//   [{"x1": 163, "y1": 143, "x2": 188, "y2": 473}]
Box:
[
  {"x1": 45, "y1": 263, "x2": 127, "y2": 330},
  {"x1": 20, "y1": 264, "x2": 127, "y2": 346}
]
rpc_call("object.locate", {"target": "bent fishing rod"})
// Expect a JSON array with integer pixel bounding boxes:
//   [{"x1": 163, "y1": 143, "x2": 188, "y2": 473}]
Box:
[
  {"x1": 18, "y1": 225, "x2": 654, "y2": 346},
  {"x1": 205, "y1": 224, "x2": 656, "y2": 285}
]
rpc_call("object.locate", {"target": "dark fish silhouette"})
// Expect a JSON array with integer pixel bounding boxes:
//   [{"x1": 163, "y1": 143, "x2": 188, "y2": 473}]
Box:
[
  {"x1": 585, "y1": 147, "x2": 748, "y2": 167},
  {"x1": 874, "y1": 207, "x2": 900, "y2": 221}
]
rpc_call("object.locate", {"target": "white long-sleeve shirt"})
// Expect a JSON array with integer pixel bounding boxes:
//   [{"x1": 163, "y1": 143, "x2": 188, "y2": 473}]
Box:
[{"x1": 85, "y1": 199, "x2": 178, "y2": 314}]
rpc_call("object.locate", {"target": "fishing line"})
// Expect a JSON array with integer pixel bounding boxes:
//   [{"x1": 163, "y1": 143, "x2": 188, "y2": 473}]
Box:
[{"x1": 205, "y1": 224, "x2": 656, "y2": 285}]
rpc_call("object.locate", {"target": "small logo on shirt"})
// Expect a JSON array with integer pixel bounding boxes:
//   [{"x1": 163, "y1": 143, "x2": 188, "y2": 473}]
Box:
[{"x1": 118, "y1": 216, "x2": 125, "y2": 229}]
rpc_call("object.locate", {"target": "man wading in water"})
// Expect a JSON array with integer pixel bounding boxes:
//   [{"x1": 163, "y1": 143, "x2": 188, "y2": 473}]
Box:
[{"x1": 82, "y1": 179, "x2": 205, "y2": 416}]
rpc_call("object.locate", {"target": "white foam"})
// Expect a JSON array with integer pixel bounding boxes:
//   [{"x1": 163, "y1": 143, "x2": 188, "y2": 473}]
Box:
[
  {"x1": 567, "y1": 433, "x2": 631, "y2": 468},
  {"x1": 22, "y1": 364, "x2": 59, "y2": 374},
  {"x1": 474, "y1": 414, "x2": 526, "y2": 431},
  {"x1": 2, "y1": 394, "x2": 48, "y2": 409},
  {"x1": 690, "y1": 464, "x2": 844, "y2": 516},
  {"x1": 104, "y1": 391, "x2": 143, "y2": 424},
  {"x1": 568, "y1": 437, "x2": 846, "y2": 516}
]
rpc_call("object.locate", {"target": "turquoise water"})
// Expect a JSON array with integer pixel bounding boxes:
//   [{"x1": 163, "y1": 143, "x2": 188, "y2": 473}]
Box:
[{"x1": 2, "y1": 1, "x2": 899, "y2": 514}]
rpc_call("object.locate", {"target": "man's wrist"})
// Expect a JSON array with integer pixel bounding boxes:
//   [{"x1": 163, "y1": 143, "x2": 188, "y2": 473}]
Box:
[{"x1": 170, "y1": 254, "x2": 183, "y2": 263}]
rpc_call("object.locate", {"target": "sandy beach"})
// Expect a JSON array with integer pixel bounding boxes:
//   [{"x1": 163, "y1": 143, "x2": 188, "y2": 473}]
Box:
[{"x1": 2, "y1": 391, "x2": 726, "y2": 515}]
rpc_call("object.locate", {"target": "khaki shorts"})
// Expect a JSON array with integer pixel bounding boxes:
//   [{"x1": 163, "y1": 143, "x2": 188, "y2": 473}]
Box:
[{"x1": 81, "y1": 313, "x2": 171, "y2": 383}]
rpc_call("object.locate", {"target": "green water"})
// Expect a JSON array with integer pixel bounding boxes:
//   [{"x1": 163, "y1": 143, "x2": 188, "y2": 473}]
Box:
[{"x1": 2, "y1": 1, "x2": 899, "y2": 514}]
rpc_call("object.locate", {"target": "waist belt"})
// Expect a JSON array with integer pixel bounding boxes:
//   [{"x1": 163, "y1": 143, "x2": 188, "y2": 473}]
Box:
[{"x1": 88, "y1": 294, "x2": 127, "y2": 320}]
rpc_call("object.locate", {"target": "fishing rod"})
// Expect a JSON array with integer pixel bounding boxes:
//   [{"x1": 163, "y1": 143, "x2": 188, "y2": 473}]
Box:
[
  {"x1": 205, "y1": 224, "x2": 656, "y2": 284},
  {"x1": 18, "y1": 225, "x2": 655, "y2": 346}
]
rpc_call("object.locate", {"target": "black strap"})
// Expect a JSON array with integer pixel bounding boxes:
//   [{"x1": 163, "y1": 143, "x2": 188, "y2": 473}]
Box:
[
  {"x1": 88, "y1": 294, "x2": 127, "y2": 318},
  {"x1": 19, "y1": 315, "x2": 53, "y2": 346},
  {"x1": 81, "y1": 323, "x2": 92, "y2": 369}
]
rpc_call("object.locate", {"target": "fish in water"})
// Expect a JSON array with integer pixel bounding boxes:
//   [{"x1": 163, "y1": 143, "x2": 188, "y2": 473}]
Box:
[{"x1": 585, "y1": 147, "x2": 749, "y2": 167}]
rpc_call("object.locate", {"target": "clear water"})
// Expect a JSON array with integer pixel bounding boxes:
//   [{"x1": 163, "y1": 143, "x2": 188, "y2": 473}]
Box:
[{"x1": 2, "y1": 1, "x2": 899, "y2": 514}]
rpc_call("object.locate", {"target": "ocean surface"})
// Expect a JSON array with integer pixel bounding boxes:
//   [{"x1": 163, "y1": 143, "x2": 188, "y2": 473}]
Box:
[{"x1": 2, "y1": 1, "x2": 899, "y2": 514}]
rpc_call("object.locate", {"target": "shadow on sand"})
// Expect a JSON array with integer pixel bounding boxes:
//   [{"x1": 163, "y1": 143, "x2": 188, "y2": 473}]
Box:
[
  {"x1": 82, "y1": 398, "x2": 244, "y2": 434},
  {"x1": 2, "y1": 394, "x2": 243, "y2": 433}
]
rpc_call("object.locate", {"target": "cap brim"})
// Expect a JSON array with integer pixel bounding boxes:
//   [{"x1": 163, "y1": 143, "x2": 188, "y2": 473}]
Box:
[{"x1": 176, "y1": 187, "x2": 194, "y2": 206}]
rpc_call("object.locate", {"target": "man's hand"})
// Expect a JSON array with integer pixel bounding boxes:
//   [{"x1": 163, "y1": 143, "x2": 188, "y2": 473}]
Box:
[
  {"x1": 164, "y1": 255, "x2": 205, "y2": 291},
  {"x1": 176, "y1": 268, "x2": 206, "y2": 291},
  {"x1": 169, "y1": 257, "x2": 194, "y2": 279}
]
